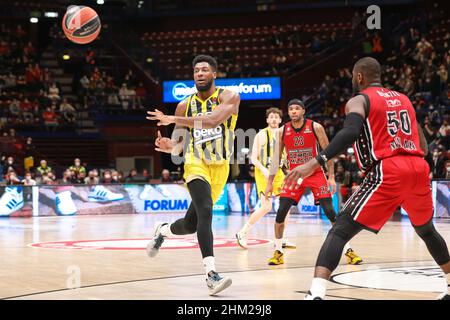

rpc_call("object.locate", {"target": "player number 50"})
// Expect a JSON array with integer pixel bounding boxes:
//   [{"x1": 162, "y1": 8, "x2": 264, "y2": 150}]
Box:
[{"x1": 387, "y1": 110, "x2": 411, "y2": 136}]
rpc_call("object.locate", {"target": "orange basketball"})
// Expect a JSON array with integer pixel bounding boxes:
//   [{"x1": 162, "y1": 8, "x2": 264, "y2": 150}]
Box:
[{"x1": 62, "y1": 6, "x2": 101, "y2": 44}]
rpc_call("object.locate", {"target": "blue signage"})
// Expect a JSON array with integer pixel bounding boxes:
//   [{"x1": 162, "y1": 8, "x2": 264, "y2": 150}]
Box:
[{"x1": 163, "y1": 77, "x2": 281, "y2": 103}]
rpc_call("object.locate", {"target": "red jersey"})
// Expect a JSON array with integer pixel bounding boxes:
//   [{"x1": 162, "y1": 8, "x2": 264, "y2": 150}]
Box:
[
  {"x1": 283, "y1": 119, "x2": 322, "y2": 174},
  {"x1": 354, "y1": 85, "x2": 424, "y2": 171}
]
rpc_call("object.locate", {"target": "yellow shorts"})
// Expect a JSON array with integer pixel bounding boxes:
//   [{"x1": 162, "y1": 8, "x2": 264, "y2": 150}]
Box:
[
  {"x1": 183, "y1": 161, "x2": 229, "y2": 204},
  {"x1": 255, "y1": 167, "x2": 284, "y2": 198}
]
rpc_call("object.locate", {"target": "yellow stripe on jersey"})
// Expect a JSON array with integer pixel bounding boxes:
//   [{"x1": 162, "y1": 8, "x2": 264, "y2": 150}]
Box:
[{"x1": 185, "y1": 88, "x2": 238, "y2": 165}]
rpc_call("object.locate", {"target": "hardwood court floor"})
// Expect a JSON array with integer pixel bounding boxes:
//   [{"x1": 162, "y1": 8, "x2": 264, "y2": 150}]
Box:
[{"x1": 0, "y1": 212, "x2": 448, "y2": 300}]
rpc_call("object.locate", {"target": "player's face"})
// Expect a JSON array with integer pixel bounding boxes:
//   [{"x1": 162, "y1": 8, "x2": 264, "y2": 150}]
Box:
[
  {"x1": 288, "y1": 104, "x2": 304, "y2": 121},
  {"x1": 266, "y1": 112, "x2": 282, "y2": 128},
  {"x1": 193, "y1": 62, "x2": 216, "y2": 92}
]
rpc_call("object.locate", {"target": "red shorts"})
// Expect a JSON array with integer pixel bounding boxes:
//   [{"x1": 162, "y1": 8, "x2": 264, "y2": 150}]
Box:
[
  {"x1": 280, "y1": 169, "x2": 331, "y2": 204},
  {"x1": 342, "y1": 155, "x2": 433, "y2": 233}
]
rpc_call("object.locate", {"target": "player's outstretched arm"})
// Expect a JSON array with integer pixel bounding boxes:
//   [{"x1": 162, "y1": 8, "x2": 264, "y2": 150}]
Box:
[
  {"x1": 146, "y1": 90, "x2": 240, "y2": 129},
  {"x1": 154, "y1": 100, "x2": 188, "y2": 154},
  {"x1": 284, "y1": 95, "x2": 366, "y2": 189}
]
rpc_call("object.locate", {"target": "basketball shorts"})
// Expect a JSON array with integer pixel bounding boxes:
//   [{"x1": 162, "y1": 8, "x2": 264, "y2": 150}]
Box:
[
  {"x1": 280, "y1": 169, "x2": 331, "y2": 204},
  {"x1": 255, "y1": 167, "x2": 284, "y2": 198},
  {"x1": 184, "y1": 160, "x2": 229, "y2": 204},
  {"x1": 341, "y1": 155, "x2": 433, "y2": 233}
]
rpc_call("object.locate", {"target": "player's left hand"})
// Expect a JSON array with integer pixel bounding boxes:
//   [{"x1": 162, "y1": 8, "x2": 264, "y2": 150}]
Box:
[
  {"x1": 328, "y1": 177, "x2": 337, "y2": 194},
  {"x1": 284, "y1": 161, "x2": 316, "y2": 189},
  {"x1": 146, "y1": 109, "x2": 174, "y2": 126}
]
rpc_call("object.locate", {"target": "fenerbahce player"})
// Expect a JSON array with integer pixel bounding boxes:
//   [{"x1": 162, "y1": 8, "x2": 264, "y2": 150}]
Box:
[{"x1": 283, "y1": 57, "x2": 450, "y2": 300}]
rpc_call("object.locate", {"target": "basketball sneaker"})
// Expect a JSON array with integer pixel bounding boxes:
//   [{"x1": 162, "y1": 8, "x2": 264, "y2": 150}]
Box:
[
  {"x1": 345, "y1": 248, "x2": 363, "y2": 265},
  {"x1": 55, "y1": 191, "x2": 77, "y2": 216},
  {"x1": 236, "y1": 230, "x2": 248, "y2": 249},
  {"x1": 88, "y1": 185, "x2": 124, "y2": 202},
  {"x1": 304, "y1": 291, "x2": 323, "y2": 300},
  {"x1": 146, "y1": 222, "x2": 167, "y2": 257},
  {"x1": 437, "y1": 292, "x2": 450, "y2": 300},
  {"x1": 206, "y1": 271, "x2": 232, "y2": 296},
  {"x1": 282, "y1": 239, "x2": 297, "y2": 249},
  {"x1": 139, "y1": 185, "x2": 154, "y2": 200},
  {"x1": 0, "y1": 186, "x2": 24, "y2": 216},
  {"x1": 268, "y1": 250, "x2": 284, "y2": 265}
]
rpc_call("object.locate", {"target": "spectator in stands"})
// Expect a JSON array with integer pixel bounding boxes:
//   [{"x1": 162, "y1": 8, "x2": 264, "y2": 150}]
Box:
[
  {"x1": 85, "y1": 170, "x2": 100, "y2": 185},
  {"x1": 142, "y1": 168, "x2": 149, "y2": 180},
  {"x1": 2, "y1": 156, "x2": 17, "y2": 176},
  {"x1": 36, "y1": 160, "x2": 52, "y2": 178},
  {"x1": 126, "y1": 168, "x2": 142, "y2": 182},
  {"x1": 111, "y1": 170, "x2": 120, "y2": 184},
  {"x1": 5, "y1": 169, "x2": 21, "y2": 185},
  {"x1": 75, "y1": 171, "x2": 86, "y2": 184},
  {"x1": 445, "y1": 160, "x2": 450, "y2": 180},
  {"x1": 69, "y1": 158, "x2": 86, "y2": 182},
  {"x1": 43, "y1": 107, "x2": 58, "y2": 131},
  {"x1": 59, "y1": 98, "x2": 77, "y2": 125},
  {"x1": 160, "y1": 169, "x2": 172, "y2": 183},
  {"x1": 101, "y1": 169, "x2": 113, "y2": 184},
  {"x1": 430, "y1": 147, "x2": 448, "y2": 179},
  {"x1": 61, "y1": 169, "x2": 74, "y2": 185},
  {"x1": 135, "y1": 82, "x2": 147, "y2": 109},
  {"x1": 22, "y1": 171, "x2": 36, "y2": 186},
  {"x1": 47, "y1": 82, "x2": 60, "y2": 101}
]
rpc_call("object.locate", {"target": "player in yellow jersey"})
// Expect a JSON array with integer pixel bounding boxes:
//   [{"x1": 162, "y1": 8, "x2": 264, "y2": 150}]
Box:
[
  {"x1": 146, "y1": 55, "x2": 239, "y2": 296},
  {"x1": 236, "y1": 107, "x2": 296, "y2": 249}
]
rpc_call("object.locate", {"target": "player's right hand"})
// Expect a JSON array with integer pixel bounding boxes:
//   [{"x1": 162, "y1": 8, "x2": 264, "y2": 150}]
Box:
[{"x1": 155, "y1": 130, "x2": 173, "y2": 153}]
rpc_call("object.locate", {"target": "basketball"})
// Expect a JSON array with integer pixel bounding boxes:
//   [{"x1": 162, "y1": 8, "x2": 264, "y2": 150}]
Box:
[{"x1": 62, "y1": 5, "x2": 101, "y2": 44}]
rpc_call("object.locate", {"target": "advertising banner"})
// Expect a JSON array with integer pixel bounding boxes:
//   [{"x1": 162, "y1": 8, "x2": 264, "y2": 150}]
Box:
[{"x1": 163, "y1": 77, "x2": 281, "y2": 103}]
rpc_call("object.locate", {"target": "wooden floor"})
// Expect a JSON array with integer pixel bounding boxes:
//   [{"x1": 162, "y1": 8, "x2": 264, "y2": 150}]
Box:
[{"x1": 0, "y1": 212, "x2": 449, "y2": 300}]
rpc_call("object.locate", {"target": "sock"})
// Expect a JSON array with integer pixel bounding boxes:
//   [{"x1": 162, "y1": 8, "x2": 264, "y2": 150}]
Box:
[
  {"x1": 446, "y1": 273, "x2": 450, "y2": 294},
  {"x1": 310, "y1": 277, "x2": 328, "y2": 299},
  {"x1": 203, "y1": 256, "x2": 216, "y2": 277},
  {"x1": 241, "y1": 221, "x2": 252, "y2": 234},
  {"x1": 160, "y1": 224, "x2": 174, "y2": 237},
  {"x1": 274, "y1": 238, "x2": 284, "y2": 253},
  {"x1": 343, "y1": 242, "x2": 351, "y2": 253}
]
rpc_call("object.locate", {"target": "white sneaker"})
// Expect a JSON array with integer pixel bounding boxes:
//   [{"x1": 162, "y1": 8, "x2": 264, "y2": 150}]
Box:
[
  {"x1": 88, "y1": 185, "x2": 124, "y2": 202},
  {"x1": 55, "y1": 191, "x2": 77, "y2": 216},
  {"x1": 0, "y1": 186, "x2": 24, "y2": 216},
  {"x1": 236, "y1": 230, "x2": 248, "y2": 249},
  {"x1": 146, "y1": 222, "x2": 167, "y2": 257},
  {"x1": 139, "y1": 185, "x2": 154, "y2": 200},
  {"x1": 304, "y1": 291, "x2": 323, "y2": 300},
  {"x1": 206, "y1": 271, "x2": 232, "y2": 296},
  {"x1": 282, "y1": 239, "x2": 297, "y2": 249}
]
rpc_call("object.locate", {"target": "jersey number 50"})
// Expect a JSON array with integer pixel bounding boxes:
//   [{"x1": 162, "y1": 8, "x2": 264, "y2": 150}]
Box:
[{"x1": 386, "y1": 110, "x2": 411, "y2": 136}]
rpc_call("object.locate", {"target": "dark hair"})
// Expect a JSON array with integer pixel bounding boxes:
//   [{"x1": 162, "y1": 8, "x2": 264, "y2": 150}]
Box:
[
  {"x1": 192, "y1": 55, "x2": 218, "y2": 71},
  {"x1": 287, "y1": 99, "x2": 305, "y2": 108},
  {"x1": 266, "y1": 107, "x2": 283, "y2": 118}
]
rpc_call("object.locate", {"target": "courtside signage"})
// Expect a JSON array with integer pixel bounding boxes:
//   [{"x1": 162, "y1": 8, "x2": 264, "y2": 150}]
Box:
[{"x1": 163, "y1": 77, "x2": 281, "y2": 103}]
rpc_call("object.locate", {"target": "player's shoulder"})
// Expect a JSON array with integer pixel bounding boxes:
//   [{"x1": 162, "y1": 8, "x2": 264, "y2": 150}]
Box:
[{"x1": 219, "y1": 88, "x2": 240, "y2": 100}]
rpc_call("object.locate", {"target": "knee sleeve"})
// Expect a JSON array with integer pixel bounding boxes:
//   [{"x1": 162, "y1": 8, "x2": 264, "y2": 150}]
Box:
[
  {"x1": 414, "y1": 221, "x2": 450, "y2": 266},
  {"x1": 276, "y1": 198, "x2": 295, "y2": 223},
  {"x1": 319, "y1": 198, "x2": 336, "y2": 223},
  {"x1": 316, "y1": 214, "x2": 362, "y2": 271}
]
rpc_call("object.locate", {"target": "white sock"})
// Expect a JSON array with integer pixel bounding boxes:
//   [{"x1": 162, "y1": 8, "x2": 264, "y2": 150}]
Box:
[
  {"x1": 203, "y1": 256, "x2": 216, "y2": 277},
  {"x1": 343, "y1": 242, "x2": 351, "y2": 252},
  {"x1": 446, "y1": 273, "x2": 450, "y2": 294},
  {"x1": 241, "y1": 221, "x2": 252, "y2": 234},
  {"x1": 310, "y1": 278, "x2": 328, "y2": 299},
  {"x1": 160, "y1": 224, "x2": 174, "y2": 237},
  {"x1": 274, "y1": 238, "x2": 283, "y2": 253}
]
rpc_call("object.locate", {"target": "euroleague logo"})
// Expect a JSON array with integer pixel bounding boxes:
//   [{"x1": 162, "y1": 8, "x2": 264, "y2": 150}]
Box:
[{"x1": 28, "y1": 237, "x2": 270, "y2": 251}]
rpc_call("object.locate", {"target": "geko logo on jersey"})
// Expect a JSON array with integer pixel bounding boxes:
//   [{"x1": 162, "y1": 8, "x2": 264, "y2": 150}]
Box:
[{"x1": 163, "y1": 77, "x2": 281, "y2": 103}]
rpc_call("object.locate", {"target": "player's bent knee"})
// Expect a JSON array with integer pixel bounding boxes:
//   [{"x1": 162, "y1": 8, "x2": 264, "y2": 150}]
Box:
[{"x1": 413, "y1": 220, "x2": 435, "y2": 238}]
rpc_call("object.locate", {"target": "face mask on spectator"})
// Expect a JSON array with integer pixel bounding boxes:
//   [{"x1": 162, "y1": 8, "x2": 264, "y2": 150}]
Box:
[{"x1": 104, "y1": 174, "x2": 111, "y2": 180}]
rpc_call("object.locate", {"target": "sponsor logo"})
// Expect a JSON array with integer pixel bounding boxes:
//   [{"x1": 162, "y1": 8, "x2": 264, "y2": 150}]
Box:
[
  {"x1": 173, "y1": 82, "x2": 194, "y2": 101},
  {"x1": 332, "y1": 266, "x2": 447, "y2": 293},
  {"x1": 28, "y1": 237, "x2": 271, "y2": 251},
  {"x1": 301, "y1": 205, "x2": 318, "y2": 212},
  {"x1": 386, "y1": 99, "x2": 402, "y2": 108},
  {"x1": 144, "y1": 199, "x2": 189, "y2": 211}
]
